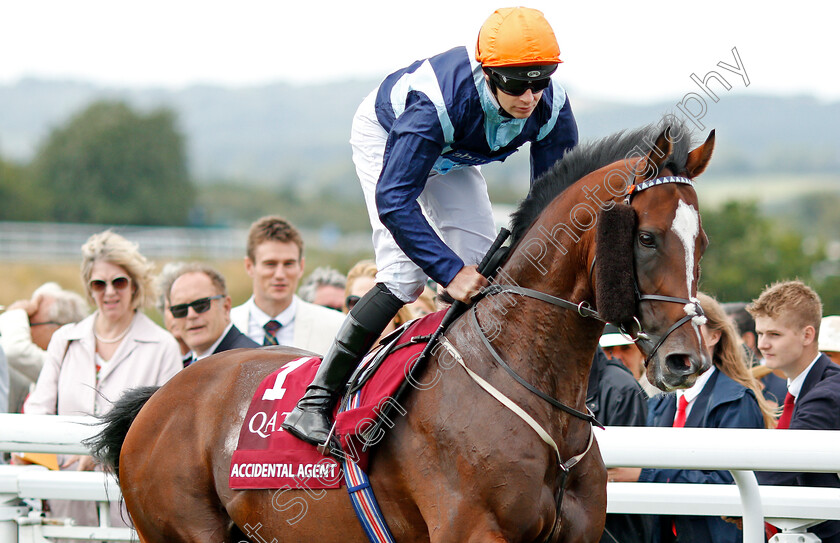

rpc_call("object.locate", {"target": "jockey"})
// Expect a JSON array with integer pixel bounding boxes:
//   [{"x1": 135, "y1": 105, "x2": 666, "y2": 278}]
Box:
[{"x1": 282, "y1": 7, "x2": 579, "y2": 446}]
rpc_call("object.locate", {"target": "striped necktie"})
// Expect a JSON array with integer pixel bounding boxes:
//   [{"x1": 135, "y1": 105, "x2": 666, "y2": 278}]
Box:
[{"x1": 263, "y1": 320, "x2": 282, "y2": 346}]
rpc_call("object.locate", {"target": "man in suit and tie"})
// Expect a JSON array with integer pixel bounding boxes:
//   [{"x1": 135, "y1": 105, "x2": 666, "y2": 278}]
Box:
[
  {"x1": 230, "y1": 216, "x2": 344, "y2": 354},
  {"x1": 169, "y1": 263, "x2": 258, "y2": 365},
  {"x1": 749, "y1": 280, "x2": 840, "y2": 543}
]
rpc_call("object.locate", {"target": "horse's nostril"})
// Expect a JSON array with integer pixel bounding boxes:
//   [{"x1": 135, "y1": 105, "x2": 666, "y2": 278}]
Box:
[{"x1": 665, "y1": 353, "x2": 693, "y2": 375}]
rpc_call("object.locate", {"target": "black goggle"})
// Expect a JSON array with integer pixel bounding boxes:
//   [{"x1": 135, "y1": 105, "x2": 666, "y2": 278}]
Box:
[
  {"x1": 486, "y1": 69, "x2": 551, "y2": 96},
  {"x1": 169, "y1": 295, "x2": 224, "y2": 318}
]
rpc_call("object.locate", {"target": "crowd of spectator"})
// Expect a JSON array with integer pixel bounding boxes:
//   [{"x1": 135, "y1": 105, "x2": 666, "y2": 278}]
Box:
[{"x1": 1, "y1": 214, "x2": 839, "y2": 543}]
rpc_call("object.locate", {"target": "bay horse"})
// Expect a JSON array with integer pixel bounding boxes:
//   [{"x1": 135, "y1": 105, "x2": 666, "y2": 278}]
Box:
[{"x1": 89, "y1": 118, "x2": 715, "y2": 543}]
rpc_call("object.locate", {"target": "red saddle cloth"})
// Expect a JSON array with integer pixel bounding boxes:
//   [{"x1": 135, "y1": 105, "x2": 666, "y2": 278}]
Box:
[{"x1": 229, "y1": 310, "x2": 445, "y2": 490}]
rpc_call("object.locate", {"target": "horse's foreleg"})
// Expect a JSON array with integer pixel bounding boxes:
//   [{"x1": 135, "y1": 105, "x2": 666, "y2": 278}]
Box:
[{"x1": 554, "y1": 443, "x2": 607, "y2": 543}]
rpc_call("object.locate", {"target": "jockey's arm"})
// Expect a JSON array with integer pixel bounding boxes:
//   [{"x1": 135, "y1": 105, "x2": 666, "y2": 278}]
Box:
[{"x1": 375, "y1": 115, "x2": 465, "y2": 287}]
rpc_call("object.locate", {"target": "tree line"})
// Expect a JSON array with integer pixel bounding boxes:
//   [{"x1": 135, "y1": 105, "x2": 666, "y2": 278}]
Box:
[
  {"x1": 1, "y1": 101, "x2": 193, "y2": 225},
  {"x1": 0, "y1": 99, "x2": 837, "y2": 312}
]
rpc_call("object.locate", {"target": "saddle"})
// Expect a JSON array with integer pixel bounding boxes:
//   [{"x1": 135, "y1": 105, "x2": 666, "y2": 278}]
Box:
[{"x1": 332, "y1": 310, "x2": 446, "y2": 454}]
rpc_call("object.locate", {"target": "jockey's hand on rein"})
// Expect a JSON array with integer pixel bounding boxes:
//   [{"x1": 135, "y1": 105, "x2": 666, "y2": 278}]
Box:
[{"x1": 444, "y1": 265, "x2": 489, "y2": 304}]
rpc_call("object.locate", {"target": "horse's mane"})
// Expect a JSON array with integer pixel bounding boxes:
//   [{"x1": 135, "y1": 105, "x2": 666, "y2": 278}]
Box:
[{"x1": 509, "y1": 117, "x2": 695, "y2": 245}]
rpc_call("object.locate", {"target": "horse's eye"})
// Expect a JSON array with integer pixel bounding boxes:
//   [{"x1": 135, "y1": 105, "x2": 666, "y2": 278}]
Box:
[{"x1": 638, "y1": 232, "x2": 656, "y2": 248}]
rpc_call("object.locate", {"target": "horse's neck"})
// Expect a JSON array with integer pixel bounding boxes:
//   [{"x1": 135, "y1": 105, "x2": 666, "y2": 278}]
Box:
[{"x1": 476, "y1": 193, "x2": 602, "y2": 411}]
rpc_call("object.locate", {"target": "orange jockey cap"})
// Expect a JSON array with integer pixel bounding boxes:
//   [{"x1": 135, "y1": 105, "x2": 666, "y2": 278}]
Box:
[{"x1": 475, "y1": 7, "x2": 562, "y2": 76}]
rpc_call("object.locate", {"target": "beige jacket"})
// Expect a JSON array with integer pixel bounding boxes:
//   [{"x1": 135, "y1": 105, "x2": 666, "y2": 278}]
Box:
[
  {"x1": 230, "y1": 295, "x2": 345, "y2": 355},
  {"x1": 0, "y1": 308, "x2": 48, "y2": 383},
  {"x1": 24, "y1": 311, "x2": 182, "y2": 416}
]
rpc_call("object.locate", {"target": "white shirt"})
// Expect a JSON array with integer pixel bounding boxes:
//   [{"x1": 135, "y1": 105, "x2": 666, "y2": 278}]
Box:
[
  {"x1": 676, "y1": 365, "x2": 717, "y2": 421},
  {"x1": 787, "y1": 354, "x2": 821, "y2": 400},
  {"x1": 244, "y1": 295, "x2": 297, "y2": 346}
]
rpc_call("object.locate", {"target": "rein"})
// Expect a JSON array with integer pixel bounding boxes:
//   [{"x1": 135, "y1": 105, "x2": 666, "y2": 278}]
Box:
[
  {"x1": 449, "y1": 174, "x2": 705, "y2": 538},
  {"x1": 447, "y1": 307, "x2": 597, "y2": 543},
  {"x1": 469, "y1": 303, "x2": 602, "y2": 427}
]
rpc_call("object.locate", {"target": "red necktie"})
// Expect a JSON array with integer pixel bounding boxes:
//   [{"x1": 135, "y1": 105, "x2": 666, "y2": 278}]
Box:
[
  {"x1": 673, "y1": 395, "x2": 689, "y2": 428},
  {"x1": 671, "y1": 397, "x2": 690, "y2": 536},
  {"x1": 777, "y1": 392, "x2": 796, "y2": 429},
  {"x1": 765, "y1": 392, "x2": 797, "y2": 539}
]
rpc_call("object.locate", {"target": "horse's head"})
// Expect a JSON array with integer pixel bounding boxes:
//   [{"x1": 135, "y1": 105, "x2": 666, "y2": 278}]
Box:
[
  {"x1": 590, "y1": 125, "x2": 715, "y2": 390},
  {"x1": 505, "y1": 118, "x2": 715, "y2": 391}
]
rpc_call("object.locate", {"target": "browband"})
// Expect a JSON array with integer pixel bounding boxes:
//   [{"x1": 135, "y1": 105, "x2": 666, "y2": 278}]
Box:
[{"x1": 624, "y1": 176, "x2": 694, "y2": 204}]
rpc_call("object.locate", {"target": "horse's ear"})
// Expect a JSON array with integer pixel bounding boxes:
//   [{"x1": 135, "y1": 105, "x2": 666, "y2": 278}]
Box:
[
  {"x1": 684, "y1": 129, "x2": 716, "y2": 178},
  {"x1": 634, "y1": 128, "x2": 673, "y2": 181},
  {"x1": 594, "y1": 203, "x2": 637, "y2": 325}
]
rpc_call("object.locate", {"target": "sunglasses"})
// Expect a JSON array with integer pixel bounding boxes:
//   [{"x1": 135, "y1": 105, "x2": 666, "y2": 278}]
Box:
[
  {"x1": 487, "y1": 69, "x2": 551, "y2": 96},
  {"x1": 345, "y1": 295, "x2": 361, "y2": 311},
  {"x1": 89, "y1": 276, "x2": 131, "y2": 293},
  {"x1": 169, "y1": 295, "x2": 224, "y2": 318},
  {"x1": 30, "y1": 321, "x2": 61, "y2": 327}
]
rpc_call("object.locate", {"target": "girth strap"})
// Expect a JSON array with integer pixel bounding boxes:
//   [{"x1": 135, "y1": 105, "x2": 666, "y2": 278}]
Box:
[{"x1": 469, "y1": 306, "x2": 604, "y2": 428}]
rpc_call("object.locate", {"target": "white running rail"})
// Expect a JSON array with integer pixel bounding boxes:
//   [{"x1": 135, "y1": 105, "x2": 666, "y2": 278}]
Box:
[{"x1": 2, "y1": 415, "x2": 840, "y2": 542}]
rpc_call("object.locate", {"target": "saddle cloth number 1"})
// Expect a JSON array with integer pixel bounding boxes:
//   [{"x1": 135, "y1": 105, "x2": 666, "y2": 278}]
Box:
[{"x1": 262, "y1": 357, "x2": 311, "y2": 401}]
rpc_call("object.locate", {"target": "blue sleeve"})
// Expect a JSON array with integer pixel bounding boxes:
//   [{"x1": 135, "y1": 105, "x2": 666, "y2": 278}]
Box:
[
  {"x1": 758, "y1": 378, "x2": 840, "y2": 486},
  {"x1": 791, "y1": 377, "x2": 840, "y2": 431},
  {"x1": 529, "y1": 93, "x2": 578, "y2": 182},
  {"x1": 375, "y1": 94, "x2": 464, "y2": 286}
]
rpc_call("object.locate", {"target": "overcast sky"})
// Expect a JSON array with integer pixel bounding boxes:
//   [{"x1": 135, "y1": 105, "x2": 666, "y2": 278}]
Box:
[{"x1": 1, "y1": 0, "x2": 835, "y2": 105}]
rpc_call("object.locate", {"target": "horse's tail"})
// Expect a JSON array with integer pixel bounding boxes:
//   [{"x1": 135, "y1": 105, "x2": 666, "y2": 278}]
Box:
[{"x1": 84, "y1": 386, "x2": 160, "y2": 482}]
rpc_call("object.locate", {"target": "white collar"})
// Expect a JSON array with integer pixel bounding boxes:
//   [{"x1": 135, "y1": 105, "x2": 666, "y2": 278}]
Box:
[
  {"x1": 249, "y1": 295, "x2": 297, "y2": 328},
  {"x1": 677, "y1": 365, "x2": 716, "y2": 405},
  {"x1": 787, "y1": 354, "x2": 821, "y2": 399}
]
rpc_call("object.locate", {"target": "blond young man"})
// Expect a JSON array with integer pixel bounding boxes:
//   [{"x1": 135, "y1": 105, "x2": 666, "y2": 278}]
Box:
[{"x1": 749, "y1": 280, "x2": 840, "y2": 543}]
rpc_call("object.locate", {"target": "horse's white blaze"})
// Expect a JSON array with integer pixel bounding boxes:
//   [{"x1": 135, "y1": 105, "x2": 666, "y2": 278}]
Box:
[{"x1": 671, "y1": 200, "x2": 704, "y2": 341}]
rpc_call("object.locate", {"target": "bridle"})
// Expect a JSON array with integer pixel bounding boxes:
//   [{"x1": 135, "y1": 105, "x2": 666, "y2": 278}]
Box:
[
  {"x1": 463, "y1": 174, "x2": 705, "y2": 539},
  {"x1": 619, "y1": 175, "x2": 706, "y2": 365},
  {"x1": 479, "y1": 176, "x2": 705, "y2": 364}
]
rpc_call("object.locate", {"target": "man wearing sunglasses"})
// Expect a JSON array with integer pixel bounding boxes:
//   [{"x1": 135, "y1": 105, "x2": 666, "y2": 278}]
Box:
[
  {"x1": 283, "y1": 7, "x2": 578, "y2": 446},
  {"x1": 168, "y1": 264, "x2": 258, "y2": 366}
]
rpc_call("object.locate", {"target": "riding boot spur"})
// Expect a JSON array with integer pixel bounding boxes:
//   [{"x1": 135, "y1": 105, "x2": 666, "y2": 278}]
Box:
[{"x1": 281, "y1": 283, "x2": 405, "y2": 446}]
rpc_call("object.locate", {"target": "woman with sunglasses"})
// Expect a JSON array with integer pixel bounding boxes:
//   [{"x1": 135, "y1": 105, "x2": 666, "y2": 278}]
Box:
[
  {"x1": 24, "y1": 230, "x2": 182, "y2": 530},
  {"x1": 284, "y1": 7, "x2": 578, "y2": 446}
]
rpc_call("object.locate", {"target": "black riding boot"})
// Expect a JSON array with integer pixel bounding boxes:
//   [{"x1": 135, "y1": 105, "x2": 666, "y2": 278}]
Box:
[{"x1": 282, "y1": 283, "x2": 405, "y2": 446}]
